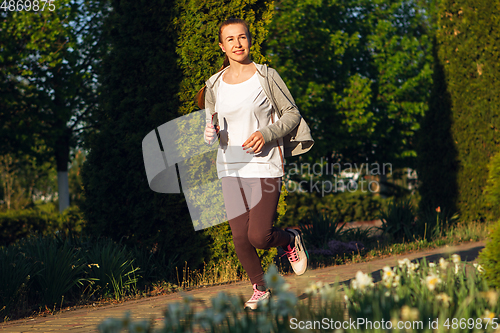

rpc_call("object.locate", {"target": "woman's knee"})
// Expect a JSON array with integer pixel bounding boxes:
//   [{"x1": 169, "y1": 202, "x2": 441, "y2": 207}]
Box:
[{"x1": 248, "y1": 232, "x2": 271, "y2": 249}]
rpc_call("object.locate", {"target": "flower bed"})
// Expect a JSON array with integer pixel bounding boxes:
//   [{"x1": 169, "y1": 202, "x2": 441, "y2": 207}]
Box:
[{"x1": 98, "y1": 255, "x2": 499, "y2": 332}]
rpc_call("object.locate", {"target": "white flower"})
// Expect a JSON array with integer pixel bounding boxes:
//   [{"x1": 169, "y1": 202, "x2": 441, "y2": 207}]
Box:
[
  {"x1": 305, "y1": 281, "x2": 324, "y2": 295},
  {"x1": 382, "y1": 266, "x2": 397, "y2": 288},
  {"x1": 351, "y1": 271, "x2": 374, "y2": 290},
  {"x1": 398, "y1": 258, "x2": 411, "y2": 268},
  {"x1": 436, "y1": 293, "x2": 451, "y2": 307},
  {"x1": 454, "y1": 264, "x2": 460, "y2": 275},
  {"x1": 429, "y1": 262, "x2": 436, "y2": 268},
  {"x1": 425, "y1": 273, "x2": 441, "y2": 291},
  {"x1": 264, "y1": 264, "x2": 287, "y2": 293},
  {"x1": 473, "y1": 263, "x2": 485, "y2": 273},
  {"x1": 451, "y1": 254, "x2": 461, "y2": 264},
  {"x1": 392, "y1": 275, "x2": 401, "y2": 287},
  {"x1": 409, "y1": 262, "x2": 419, "y2": 271},
  {"x1": 439, "y1": 257, "x2": 449, "y2": 270}
]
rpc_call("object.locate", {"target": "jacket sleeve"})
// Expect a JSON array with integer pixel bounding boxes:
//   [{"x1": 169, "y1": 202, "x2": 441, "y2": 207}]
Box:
[
  {"x1": 204, "y1": 85, "x2": 216, "y2": 144},
  {"x1": 258, "y1": 69, "x2": 302, "y2": 143}
]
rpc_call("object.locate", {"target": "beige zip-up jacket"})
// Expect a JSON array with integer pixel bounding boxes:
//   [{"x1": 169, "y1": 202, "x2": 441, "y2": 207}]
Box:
[{"x1": 205, "y1": 63, "x2": 314, "y2": 157}]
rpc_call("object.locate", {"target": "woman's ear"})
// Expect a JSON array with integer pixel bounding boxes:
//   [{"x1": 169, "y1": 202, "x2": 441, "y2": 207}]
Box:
[{"x1": 219, "y1": 43, "x2": 225, "y2": 53}]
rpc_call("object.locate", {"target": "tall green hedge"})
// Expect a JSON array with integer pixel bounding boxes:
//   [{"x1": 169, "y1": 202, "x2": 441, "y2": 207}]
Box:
[
  {"x1": 81, "y1": 0, "x2": 206, "y2": 267},
  {"x1": 81, "y1": 0, "x2": 274, "y2": 270},
  {"x1": 421, "y1": 0, "x2": 500, "y2": 222}
]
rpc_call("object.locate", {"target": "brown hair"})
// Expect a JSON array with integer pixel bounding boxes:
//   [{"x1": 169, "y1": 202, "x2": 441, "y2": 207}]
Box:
[{"x1": 196, "y1": 18, "x2": 252, "y2": 109}]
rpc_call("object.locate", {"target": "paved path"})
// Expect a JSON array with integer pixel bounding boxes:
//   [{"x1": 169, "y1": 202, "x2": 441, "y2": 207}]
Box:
[{"x1": 0, "y1": 241, "x2": 485, "y2": 333}]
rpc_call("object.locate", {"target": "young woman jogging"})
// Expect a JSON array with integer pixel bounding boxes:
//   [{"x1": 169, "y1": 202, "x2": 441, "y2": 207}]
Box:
[{"x1": 201, "y1": 18, "x2": 314, "y2": 310}]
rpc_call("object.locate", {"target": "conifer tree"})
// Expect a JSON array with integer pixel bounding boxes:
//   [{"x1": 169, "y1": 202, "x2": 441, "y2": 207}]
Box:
[
  {"x1": 81, "y1": 0, "x2": 207, "y2": 265},
  {"x1": 428, "y1": 0, "x2": 500, "y2": 221},
  {"x1": 82, "y1": 0, "x2": 274, "y2": 268}
]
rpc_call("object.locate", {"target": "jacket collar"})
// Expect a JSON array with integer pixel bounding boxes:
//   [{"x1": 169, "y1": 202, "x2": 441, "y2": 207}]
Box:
[{"x1": 206, "y1": 62, "x2": 267, "y2": 88}]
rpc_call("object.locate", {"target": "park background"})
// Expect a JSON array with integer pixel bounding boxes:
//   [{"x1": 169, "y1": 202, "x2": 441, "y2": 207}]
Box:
[{"x1": 1, "y1": 0, "x2": 500, "y2": 324}]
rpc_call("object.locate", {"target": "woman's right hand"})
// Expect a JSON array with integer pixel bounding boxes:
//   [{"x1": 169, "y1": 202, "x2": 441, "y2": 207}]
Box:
[{"x1": 205, "y1": 123, "x2": 219, "y2": 144}]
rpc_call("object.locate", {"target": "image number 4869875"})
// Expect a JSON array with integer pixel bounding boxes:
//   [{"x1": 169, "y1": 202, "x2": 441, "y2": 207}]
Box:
[{"x1": 1, "y1": 0, "x2": 55, "y2": 11}]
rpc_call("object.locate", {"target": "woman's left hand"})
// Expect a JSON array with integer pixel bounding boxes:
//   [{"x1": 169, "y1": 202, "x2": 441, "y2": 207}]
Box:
[{"x1": 243, "y1": 131, "x2": 265, "y2": 154}]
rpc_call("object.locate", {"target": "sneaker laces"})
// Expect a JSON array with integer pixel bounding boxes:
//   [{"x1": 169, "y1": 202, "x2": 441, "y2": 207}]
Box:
[
  {"x1": 283, "y1": 245, "x2": 300, "y2": 263},
  {"x1": 250, "y1": 284, "x2": 267, "y2": 301}
]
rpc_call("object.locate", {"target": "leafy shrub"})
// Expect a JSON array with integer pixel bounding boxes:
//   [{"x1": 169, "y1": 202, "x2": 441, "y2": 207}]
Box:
[
  {"x1": 478, "y1": 219, "x2": 500, "y2": 289},
  {"x1": 0, "y1": 206, "x2": 87, "y2": 247},
  {"x1": 16, "y1": 235, "x2": 89, "y2": 306},
  {"x1": 278, "y1": 191, "x2": 389, "y2": 228},
  {"x1": 299, "y1": 212, "x2": 346, "y2": 249},
  {"x1": 485, "y1": 151, "x2": 500, "y2": 220},
  {"x1": 378, "y1": 198, "x2": 417, "y2": 242},
  {"x1": 0, "y1": 247, "x2": 32, "y2": 317},
  {"x1": 81, "y1": 237, "x2": 139, "y2": 300},
  {"x1": 203, "y1": 223, "x2": 277, "y2": 281},
  {"x1": 417, "y1": 205, "x2": 459, "y2": 241},
  {"x1": 0, "y1": 209, "x2": 57, "y2": 246}
]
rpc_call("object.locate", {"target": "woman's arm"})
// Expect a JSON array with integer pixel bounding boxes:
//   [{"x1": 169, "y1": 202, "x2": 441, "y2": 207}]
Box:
[{"x1": 257, "y1": 68, "x2": 302, "y2": 144}]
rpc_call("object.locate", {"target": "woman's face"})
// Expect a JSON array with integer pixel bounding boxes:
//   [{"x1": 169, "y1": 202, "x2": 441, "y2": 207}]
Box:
[{"x1": 219, "y1": 23, "x2": 251, "y2": 64}]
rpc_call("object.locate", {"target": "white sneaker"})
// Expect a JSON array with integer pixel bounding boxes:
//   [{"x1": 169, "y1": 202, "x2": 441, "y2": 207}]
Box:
[
  {"x1": 244, "y1": 284, "x2": 271, "y2": 310},
  {"x1": 284, "y1": 228, "x2": 309, "y2": 275}
]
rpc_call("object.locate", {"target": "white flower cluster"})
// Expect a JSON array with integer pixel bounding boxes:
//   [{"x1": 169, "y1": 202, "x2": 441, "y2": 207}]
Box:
[{"x1": 97, "y1": 264, "x2": 298, "y2": 333}]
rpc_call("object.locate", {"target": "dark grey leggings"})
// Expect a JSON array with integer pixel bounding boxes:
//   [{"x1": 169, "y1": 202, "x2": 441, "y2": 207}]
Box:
[{"x1": 221, "y1": 177, "x2": 291, "y2": 286}]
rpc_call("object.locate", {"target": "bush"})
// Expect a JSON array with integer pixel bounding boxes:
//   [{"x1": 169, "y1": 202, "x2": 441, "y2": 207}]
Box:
[
  {"x1": 278, "y1": 191, "x2": 389, "y2": 228},
  {"x1": 478, "y1": 219, "x2": 500, "y2": 289},
  {"x1": 0, "y1": 206, "x2": 87, "y2": 247},
  {"x1": 432, "y1": 0, "x2": 500, "y2": 222},
  {"x1": 485, "y1": 151, "x2": 500, "y2": 220},
  {"x1": 378, "y1": 198, "x2": 417, "y2": 242},
  {"x1": 0, "y1": 209, "x2": 58, "y2": 247}
]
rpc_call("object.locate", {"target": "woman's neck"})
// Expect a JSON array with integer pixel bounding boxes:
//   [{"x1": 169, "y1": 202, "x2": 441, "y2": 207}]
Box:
[{"x1": 223, "y1": 61, "x2": 256, "y2": 84}]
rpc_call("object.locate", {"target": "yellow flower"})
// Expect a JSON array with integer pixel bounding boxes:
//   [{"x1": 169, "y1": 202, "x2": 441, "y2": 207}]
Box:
[
  {"x1": 436, "y1": 293, "x2": 451, "y2": 307},
  {"x1": 401, "y1": 305, "x2": 420, "y2": 321},
  {"x1": 473, "y1": 263, "x2": 485, "y2": 273},
  {"x1": 483, "y1": 310, "x2": 496, "y2": 321},
  {"x1": 481, "y1": 291, "x2": 498, "y2": 307},
  {"x1": 426, "y1": 273, "x2": 441, "y2": 291}
]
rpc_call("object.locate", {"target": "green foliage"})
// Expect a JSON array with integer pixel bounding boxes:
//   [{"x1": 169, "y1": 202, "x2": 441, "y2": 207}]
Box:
[
  {"x1": 278, "y1": 191, "x2": 388, "y2": 228},
  {"x1": 1, "y1": 0, "x2": 108, "y2": 209},
  {"x1": 80, "y1": 0, "x2": 209, "y2": 268},
  {"x1": 0, "y1": 209, "x2": 57, "y2": 247},
  {"x1": 378, "y1": 198, "x2": 417, "y2": 242},
  {"x1": 433, "y1": 0, "x2": 500, "y2": 222},
  {"x1": 485, "y1": 151, "x2": 500, "y2": 220},
  {"x1": 203, "y1": 222, "x2": 277, "y2": 279},
  {"x1": 0, "y1": 206, "x2": 86, "y2": 247},
  {"x1": 99, "y1": 259, "x2": 498, "y2": 333},
  {"x1": 265, "y1": 0, "x2": 433, "y2": 168},
  {"x1": 416, "y1": 38, "x2": 459, "y2": 219},
  {"x1": 0, "y1": 247, "x2": 32, "y2": 317},
  {"x1": 175, "y1": 0, "x2": 274, "y2": 115},
  {"x1": 299, "y1": 212, "x2": 345, "y2": 249},
  {"x1": 479, "y1": 219, "x2": 500, "y2": 289},
  {"x1": 82, "y1": 238, "x2": 139, "y2": 300},
  {"x1": 17, "y1": 236, "x2": 89, "y2": 306}
]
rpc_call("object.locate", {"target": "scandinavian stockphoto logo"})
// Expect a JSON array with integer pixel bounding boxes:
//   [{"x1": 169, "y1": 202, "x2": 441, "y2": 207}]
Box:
[{"x1": 141, "y1": 109, "x2": 262, "y2": 231}]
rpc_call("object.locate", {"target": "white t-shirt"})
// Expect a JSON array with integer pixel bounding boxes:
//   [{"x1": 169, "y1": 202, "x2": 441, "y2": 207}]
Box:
[{"x1": 215, "y1": 71, "x2": 284, "y2": 179}]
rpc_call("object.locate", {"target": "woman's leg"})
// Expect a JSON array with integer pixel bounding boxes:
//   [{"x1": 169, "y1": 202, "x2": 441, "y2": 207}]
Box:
[
  {"x1": 221, "y1": 177, "x2": 291, "y2": 287},
  {"x1": 222, "y1": 177, "x2": 263, "y2": 286}
]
